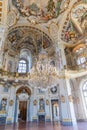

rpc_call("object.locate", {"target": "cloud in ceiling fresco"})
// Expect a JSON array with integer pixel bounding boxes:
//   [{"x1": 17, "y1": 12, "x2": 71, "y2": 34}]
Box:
[{"x1": 12, "y1": 0, "x2": 62, "y2": 22}]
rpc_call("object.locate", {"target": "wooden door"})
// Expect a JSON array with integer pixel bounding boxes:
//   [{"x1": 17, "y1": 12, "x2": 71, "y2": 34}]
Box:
[{"x1": 19, "y1": 101, "x2": 27, "y2": 121}]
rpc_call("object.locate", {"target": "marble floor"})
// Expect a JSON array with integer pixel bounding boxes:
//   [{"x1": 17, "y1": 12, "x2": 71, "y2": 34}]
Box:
[{"x1": 0, "y1": 122, "x2": 87, "y2": 130}]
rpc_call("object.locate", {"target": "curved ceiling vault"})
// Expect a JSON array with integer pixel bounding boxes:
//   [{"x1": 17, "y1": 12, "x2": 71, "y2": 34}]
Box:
[
  {"x1": 12, "y1": 0, "x2": 62, "y2": 23},
  {"x1": 5, "y1": 26, "x2": 54, "y2": 57}
]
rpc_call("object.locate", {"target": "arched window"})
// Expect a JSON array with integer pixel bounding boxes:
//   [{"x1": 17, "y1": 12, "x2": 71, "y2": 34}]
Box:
[
  {"x1": 83, "y1": 81, "x2": 87, "y2": 109},
  {"x1": 74, "y1": 47, "x2": 86, "y2": 68},
  {"x1": 18, "y1": 59, "x2": 27, "y2": 73},
  {"x1": 77, "y1": 56, "x2": 86, "y2": 65}
]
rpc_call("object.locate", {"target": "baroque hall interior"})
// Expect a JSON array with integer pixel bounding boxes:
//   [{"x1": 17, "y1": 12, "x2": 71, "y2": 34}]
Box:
[{"x1": 0, "y1": 0, "x2": 87, "y2": 130}]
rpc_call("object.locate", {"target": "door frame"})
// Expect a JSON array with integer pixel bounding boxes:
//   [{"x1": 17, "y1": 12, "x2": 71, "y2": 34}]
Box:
[{"x1": 51, "y1": 99, "x2": 59, "y2": 121}]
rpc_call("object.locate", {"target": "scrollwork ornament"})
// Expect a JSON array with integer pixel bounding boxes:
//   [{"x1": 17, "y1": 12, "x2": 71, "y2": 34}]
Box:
[
  {"x1": 7, "y1": 10, "x2": 18, "y2": 27},
  {"x1": 49, "y1": 22, "x2": 59, "y2": 40}
]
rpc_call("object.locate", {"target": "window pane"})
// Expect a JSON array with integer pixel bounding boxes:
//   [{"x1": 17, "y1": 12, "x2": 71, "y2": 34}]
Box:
[
  {"x1": 81, "y1": 57, "x2": 86, "y2": 63},
  {"x1": 18, "y1": 60, "x2": 27, "y2": 73},
  {"x1": 77, "y1": 58, "x2": 81, "y2": 65},
  {"x1": 18, "y1": 70, "x2": 21, "y2": 73},
  {"x1": 77, "y1": 56, "x2": 86, "y2": 65},
  {"x1": 19, "y1": 64, "x2": 22, "y2": 67},
  {"x1": 23, "y1": 64, "x2": 26, "y2": 67}
]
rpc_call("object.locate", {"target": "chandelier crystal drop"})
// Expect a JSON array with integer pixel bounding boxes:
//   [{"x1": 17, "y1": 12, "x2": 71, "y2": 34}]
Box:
[{"x1": 29, "y1": 61, "x2": 59, "y2": 88}]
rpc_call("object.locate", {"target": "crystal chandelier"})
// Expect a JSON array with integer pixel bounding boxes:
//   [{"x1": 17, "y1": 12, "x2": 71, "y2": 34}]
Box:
[
  {"x1": 28, "y1": 31, "x2": 59, "y2": 88},
  {"x1": 29, "y1": 62, "x2": 59, "y2": 88}
]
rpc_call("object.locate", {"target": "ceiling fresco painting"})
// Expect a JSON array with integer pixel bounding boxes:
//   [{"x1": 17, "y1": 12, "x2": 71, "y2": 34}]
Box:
[
  {"x1": 12, "y1": 0, "x2": 63, "y2": 22},
  {"x1": 71, "y1": 4, "x2": 87, "y2": 35},
  {"x1": 61, "y1": 3, "x2": 87, "y2": 44},
  {"x1": 6, "y1": 0, "x2": 87, "y2": 52},
  {"x1": 5, "y1": 26, "x2": 53, "y2": 56}
]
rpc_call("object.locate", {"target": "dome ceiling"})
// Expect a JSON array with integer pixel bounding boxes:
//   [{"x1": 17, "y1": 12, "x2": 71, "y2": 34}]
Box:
[
  {"x1": 5, "y1": 0, "x2": 87, "y2": 53},
  {"x1": 5, "y1": 26, "x2": 53, "y2": 56},
  {"x1": 12, "y1": 0, "x2": 62, "y2": 23}
]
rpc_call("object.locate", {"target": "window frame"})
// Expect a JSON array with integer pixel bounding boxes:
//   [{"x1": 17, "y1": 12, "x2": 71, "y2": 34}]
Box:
[{"x1": 18, "y1": 59, "x2": 28, "y2": 73}]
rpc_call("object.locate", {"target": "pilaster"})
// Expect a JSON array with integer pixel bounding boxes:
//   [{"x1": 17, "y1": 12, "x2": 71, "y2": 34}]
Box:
[{"x1": 59, "y1": 78, "x2": 77, "y2": 126}]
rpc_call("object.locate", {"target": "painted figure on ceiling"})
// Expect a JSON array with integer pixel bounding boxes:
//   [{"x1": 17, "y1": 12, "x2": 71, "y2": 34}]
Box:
[
  {"x1": 55, "y1": 0, "x2": 61, "y2": 16},
  {"x1": 46, "y1": 0, "x2": 55, "y2": 15}
]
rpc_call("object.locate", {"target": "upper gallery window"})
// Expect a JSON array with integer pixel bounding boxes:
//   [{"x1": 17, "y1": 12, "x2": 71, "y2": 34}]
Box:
[
  {"x1": 77, "y1": 56, "x2": 86, "y2": 65},
  {"x1": 74, "y1": 45, "x2": 86, "y2": 66},
  {"x1": 18, "y1": 59, "x2": 27, "y2": 73}
]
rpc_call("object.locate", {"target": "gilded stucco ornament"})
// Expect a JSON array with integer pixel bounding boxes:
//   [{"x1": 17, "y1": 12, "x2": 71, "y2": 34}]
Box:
[
  {"x1": 61, "y1": 95, "x2": 65, "y2": 103},
  {"x1": 48, "y1": 22, "x2": 59, "y2": 41},
  {"x1": 68, "y1": 95, "x2": 73, "y2": 102},
  {"x1": 7, "y1": 10, "x2": 19, "y2": 27},
  {"x1": 33, "y1": 100, "x2": 37, "y2": 105},
  {"x1": 46, "y1": 100, "x2": 49, "y2": 105},
  {"x1": 9, "y1": 100, "x2": 14, "y2": 106}
]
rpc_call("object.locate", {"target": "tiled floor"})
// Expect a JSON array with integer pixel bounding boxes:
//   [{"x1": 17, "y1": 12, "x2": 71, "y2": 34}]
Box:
[{"x1": 0, "y1": 122, "x2": 87, "y2": 130}]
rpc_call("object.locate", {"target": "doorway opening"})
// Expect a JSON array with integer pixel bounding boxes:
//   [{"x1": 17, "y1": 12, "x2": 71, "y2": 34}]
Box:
[
  {"x1": 18, "y1": 101, "x2": 27, "y2": 122},
  {"x1": 51, "y1": 99, "x2": 59, "y2": 122},
  {"x1": 16, "y1": 86, "x2": 31, "y2": 123}
]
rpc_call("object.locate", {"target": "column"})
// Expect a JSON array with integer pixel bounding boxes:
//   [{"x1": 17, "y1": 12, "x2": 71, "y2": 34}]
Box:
[{"x1": 6, "y1": 87, "x2": 16, "y2": 124}]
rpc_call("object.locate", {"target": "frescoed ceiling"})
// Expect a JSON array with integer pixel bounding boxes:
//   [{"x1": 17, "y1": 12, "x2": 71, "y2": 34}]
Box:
[
  {"x1": 5, "y1": 26, "x2": 53, "y2": 56},
  {"x1": 61, "y1": 3, "x2": 87, "y2": 45},
  {"x1": 12, "y1": 0, "x2": 63, "y2": 23},
  {"x1": 6, "y1": 0, "x2": 87, "y2": 54}
]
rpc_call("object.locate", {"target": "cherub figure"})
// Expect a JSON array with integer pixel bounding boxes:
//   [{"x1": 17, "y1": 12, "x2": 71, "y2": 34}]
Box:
[{"x1": 46, "y1": 0, "x2": 55, "y2": 14}]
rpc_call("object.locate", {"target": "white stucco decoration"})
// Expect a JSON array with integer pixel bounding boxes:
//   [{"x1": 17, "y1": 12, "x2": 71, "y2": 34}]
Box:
[{"x1": 18, "y1": 93, "x2": 29, "y2": 101}]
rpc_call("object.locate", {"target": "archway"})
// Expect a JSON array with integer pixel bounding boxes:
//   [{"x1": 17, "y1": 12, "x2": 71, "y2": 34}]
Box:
[{"x1": 16, "y1": 86, "x2": 31, "y2": 122}]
